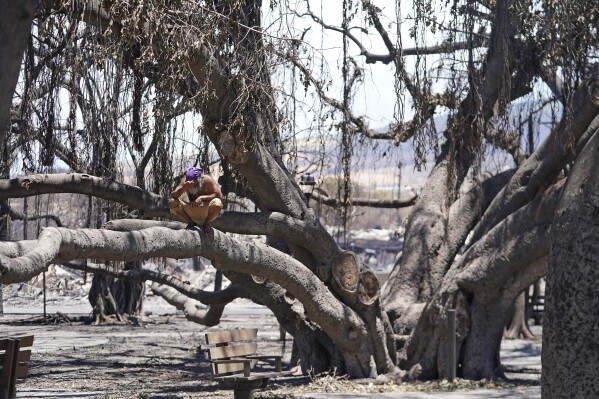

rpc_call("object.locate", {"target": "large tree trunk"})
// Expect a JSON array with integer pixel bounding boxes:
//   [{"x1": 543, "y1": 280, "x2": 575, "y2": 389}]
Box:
[
  {"x1": 387, "y1": 75, "x2": 599, "y2": 380},
  {"x1": 0, "y1": 0, "x2": 36, "y2": 144},
  {"x1": 89, "y1": 261, "x2": 144, "y2": 323},
  {"x1": 0, "y1": 140, "x2": 9, "y2": 315},
  {"x1": 504, "y1": 292, "x2": 534, "y2": 340},
  {"x1": 543, "y1": 128, "x2": 599, "y2": 397},
  {"x1": 405, "y1": 183, "x2": 557, "y2": 379}
]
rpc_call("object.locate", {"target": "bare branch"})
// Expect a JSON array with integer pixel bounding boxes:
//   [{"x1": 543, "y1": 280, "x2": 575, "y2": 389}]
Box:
[
  {"x1": 150, "y1": 282, "x2": 226, "y2": 326},
  {"x1": 0, "y1": 198, "x2": 64, "y2": 227},
  {"x1": 455, "y1": 182, "x2": 563, "y2": 298},
  {"x1": 310, "y1": 192, "x2": 417, "y2": 208},
  {"x1": 359, "y1": 0, "x2": 397, "y2": 60},
  {"x1": 64, "y1": 260, "x2": 245, "y2": 306},
  {"x1": 470, "y1": 78, "x2": 599, "y2": 243},
  {"x1": 0, "y1": 173, "x2": 170, "y2": 219},
  {"x1": 402, "y1": 38, "x2": 489, "y2": 57},
  {"x1": 300, "y1": 4, "x2": 393, "y2": 64}
]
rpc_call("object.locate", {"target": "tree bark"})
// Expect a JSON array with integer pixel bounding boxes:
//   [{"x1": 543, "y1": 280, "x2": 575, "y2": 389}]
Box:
[
  {"x1": 504, "y1": 292, "x2": 534, "y2": 340},
  {"x1": 0, "y1": 0, "x2": 36, "y2": 145},
  {"x1": 88, "y1": 261, "x2": 145, "y2": 323},
  {"x1": 543, "y1": 128, "x2": 599, "y2": 398},
  {"x1": 405, "y1": 183, "x2": 559, "y2": 380}
]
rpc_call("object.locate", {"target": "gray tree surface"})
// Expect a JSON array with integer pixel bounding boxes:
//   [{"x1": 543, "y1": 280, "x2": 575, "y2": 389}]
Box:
[{"x1": 542, "y1": 115, "x2": 599, "y2": 398}]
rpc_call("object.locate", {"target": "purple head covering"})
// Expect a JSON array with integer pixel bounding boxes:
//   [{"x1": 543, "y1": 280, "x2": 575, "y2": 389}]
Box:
[{"x1": 185, "y1": 167, "x2": 203, "y2": 181}]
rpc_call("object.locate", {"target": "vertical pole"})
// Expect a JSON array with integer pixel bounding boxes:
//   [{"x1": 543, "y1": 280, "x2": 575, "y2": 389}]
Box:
[
  {"x1": 43, "y1": 272, "x2": 47, "y2": 318},
  {"x1": 0, "y1": 286, "x2": 3, "y2": 316},
  {"x1": 447, "y1": 309, "x2": 456, "y2": 382}
]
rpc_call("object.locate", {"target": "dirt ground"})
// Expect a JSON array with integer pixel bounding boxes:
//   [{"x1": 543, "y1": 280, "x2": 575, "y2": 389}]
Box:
[
  {"x1": 1, "y1": 309, "x2": 308, "y2": 398},
  {"x1": 0, "y1": 266, "x2": 542, "y2": 398}
]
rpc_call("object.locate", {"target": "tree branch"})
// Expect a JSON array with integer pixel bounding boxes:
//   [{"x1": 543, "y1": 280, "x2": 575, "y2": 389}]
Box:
[
  {"x1": 470, "y1": 78, "x2": 599, "y2": 243},
  {"x1": 0, "y1": 173, "x2": 170, "y2": 218},
  {"x1": 310, "y1": 192, "x2": 417, "y2": 208},
  {"x1": 150, "y1": 282, "x2": 226, "y2": 326},
  {"x1": 455, "y1": 181, "x2": 563, "y2": 299},
  {"x1": 300, "y1": 3, "x2": 393, "y2": 64},
  {"x1": 0, "y1": 198, "x2": 64, "y2": 227},
  {"x1": 0, "y1": 225, "x2": 371, "y2": 358},
  {"x1": 64, "y1": 260, "x2": 245, "y2": 306}
]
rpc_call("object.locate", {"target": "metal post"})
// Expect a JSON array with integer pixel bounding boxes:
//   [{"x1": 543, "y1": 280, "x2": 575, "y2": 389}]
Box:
[
  {"x1": 43, "y1": 272, "x2": 47, "y2": 318},
  {"x1": 447, "y1": 309, "x2": 456, "y2": 382},
  {"x1": 0, "y1": 285, "x2": 3, "y2": 316}
]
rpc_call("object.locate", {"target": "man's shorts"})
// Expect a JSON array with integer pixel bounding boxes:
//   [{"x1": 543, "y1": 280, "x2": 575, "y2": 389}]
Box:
[{"x1": 170, "y1": 198, "x2": 223, "y2": 225}]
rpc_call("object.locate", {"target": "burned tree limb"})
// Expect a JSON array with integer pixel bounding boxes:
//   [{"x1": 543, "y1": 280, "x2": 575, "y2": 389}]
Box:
[
  {"x1": 470, "y1": 78, "x2": 599, "y2": 243},
  {"x1": 0, "y1": 225, "x2": 387, "y2": 377},
  {"x1": 455, "y1": 183, "x2": 561, "y2": 299},
  {"x1": 310, "y1": 192, "x2": 417, "y2": 208},
  {"x1": 103, "y1": 219, "x2": 185, "y2": 231},
  {"x1": 64, "y1": 260, "x2": 245, "y2": 306},
  {"x1": 150, "y1": 282, "x2": 226, "y2": 327},
  {"x1": 0, "y1": 173, "x2": 170, "y2": 218}
]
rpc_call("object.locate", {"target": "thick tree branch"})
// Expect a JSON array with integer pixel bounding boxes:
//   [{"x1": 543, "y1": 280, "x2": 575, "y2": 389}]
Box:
[
  {"x1": 0, "y1": 173, "x2": 170, "y2": 218},
  {"x1": 310, "y1": 192, "x2": 417, "y2": 208},
  {"x1": 104, "y1": 213, "x2": 339, "y2": 275},
  {"x1": 103, "y1": 219, "x2": 186, "y2": 231},
  {"x1": 470, "y1": 78, "x2": 599, "y2": 243},
  {"x1": 0, "y1": 226, "x2": 372, "y2": 363},
  {"x1": 455, "y1": 182, "x2": 563, "y2": 299},
  {"x1": 150, "y1": 282, "x2": 226, "y2": 326},
  {"x1": 500, "y1": 255, "x2": 547, "y2": 307},
  {"x1": 64, "y1": 260, "x2": 245, "y2": 306},
  {"x1": 0, "y1": 0, "x2": 36, "y2": 146},
  {"x1": 424, "y1": 169, "x2": 514, "y2": 295}
]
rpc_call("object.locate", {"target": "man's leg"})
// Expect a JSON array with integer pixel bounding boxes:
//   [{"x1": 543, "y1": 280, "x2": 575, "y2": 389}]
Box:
[
  {"x1": 169, "y1": 198, "x2": 195, "y2": 226},
  {"x1": 203, "y1": 200, "x2": 223, "y2": 229}
]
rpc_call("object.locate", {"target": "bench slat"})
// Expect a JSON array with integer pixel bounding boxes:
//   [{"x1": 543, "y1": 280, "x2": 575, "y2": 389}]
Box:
[
  {"x1": 0, "y1": 336, "x2": 34, "y2": 351},
  {"x1": 208, "y1": 343, "x2": 257, "y2": 361},
  {"x1": 215, "y1": 370, "x2": 294, "y2": 381},
  {"x1": 205, "y1": 328, "x2": 290, "y2": 393},
  {"x1": 205, "y1": 329, "x2": 257, "y2": 345},
  {"x1": 15, "y1": 349, "x2": 31, "y2": 378},
  {"x1": 0, "y1": 350, "x2": 30, "y2": 370},
  {"x1": 212, "y1": 358, "x2": 257, "y2": 376},
  {"x1": 15, "y1": 364, "x2": 29, "y2": 379}
]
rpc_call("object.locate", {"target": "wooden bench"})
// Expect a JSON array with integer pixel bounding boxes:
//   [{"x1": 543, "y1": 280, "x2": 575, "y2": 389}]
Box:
[
  {"x1": 0, "y1": 335, "x2": 34, "y2": 399},
  {"x1": 205, "y1": 328, "x2": 292, "y2": 399}
]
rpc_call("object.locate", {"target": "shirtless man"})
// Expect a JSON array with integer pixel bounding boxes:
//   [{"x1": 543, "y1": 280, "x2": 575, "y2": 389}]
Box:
[{"x1": 169, "y1": 167, "x2": 223, "y2": 230}]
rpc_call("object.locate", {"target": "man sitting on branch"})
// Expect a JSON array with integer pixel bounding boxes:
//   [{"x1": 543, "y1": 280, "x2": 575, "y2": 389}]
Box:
[{"x1": 169, "y1": 167, "x2": 223, "y2": 231}]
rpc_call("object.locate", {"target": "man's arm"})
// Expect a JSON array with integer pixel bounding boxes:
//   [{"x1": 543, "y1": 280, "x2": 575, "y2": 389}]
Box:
[
  {"x1": 195, "y1": 176, "x2": 223, "y2": 204},
  {"x1": 170, "y1": 179, "x2": 192, "y2": 199}
]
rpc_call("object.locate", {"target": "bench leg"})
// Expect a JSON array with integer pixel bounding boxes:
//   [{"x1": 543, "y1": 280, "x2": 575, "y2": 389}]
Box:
[
  {"x1": 0, "y1": 340, "x2": 18, "y2": 399},
  {"x1": 233, "y1": 389, "x2": 255, "y2": 399}
]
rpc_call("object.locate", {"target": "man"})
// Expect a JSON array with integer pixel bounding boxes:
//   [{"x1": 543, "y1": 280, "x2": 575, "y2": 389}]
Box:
[{"x1": 169, "y1": 167, "x2": 223, "y2": 230}]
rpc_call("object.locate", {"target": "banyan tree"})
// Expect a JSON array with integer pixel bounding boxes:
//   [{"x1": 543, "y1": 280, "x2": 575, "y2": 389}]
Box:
[{"x1": 1, "y1": 0, "x2": 598, "y2": 388}]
